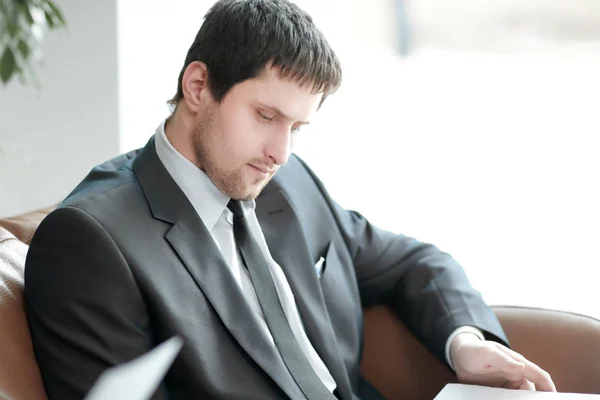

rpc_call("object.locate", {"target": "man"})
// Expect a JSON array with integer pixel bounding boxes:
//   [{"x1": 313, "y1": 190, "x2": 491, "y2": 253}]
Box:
[{"x1": 25, "y1": 0, "x2": 555, "y2": 399}]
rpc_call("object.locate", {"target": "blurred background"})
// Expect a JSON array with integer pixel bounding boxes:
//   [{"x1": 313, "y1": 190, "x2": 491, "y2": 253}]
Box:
[{"x1": 1, "y1": 0, "x2": 599, "y2": 317}]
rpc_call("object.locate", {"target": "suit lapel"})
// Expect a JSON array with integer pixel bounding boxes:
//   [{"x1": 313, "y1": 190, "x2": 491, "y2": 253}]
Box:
[
  {"x1": 165, "y1": 208, "x2": 304, "y2": 399},
  {"x1": 133, "y1": 139, "x2": 302, "y2": 399},
  {"x1": 256, "y1": 189, "x2": 353, "y2": 400}
]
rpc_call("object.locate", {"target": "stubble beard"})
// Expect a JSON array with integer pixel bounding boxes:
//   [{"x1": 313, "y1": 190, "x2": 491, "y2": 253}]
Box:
[{"x1": 191, "y1": 112, "x2": 272, "y2": 201}]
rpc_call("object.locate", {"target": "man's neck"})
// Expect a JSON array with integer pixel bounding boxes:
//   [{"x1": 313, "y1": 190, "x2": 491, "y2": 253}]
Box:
[{"x1": 164, "y1": 109, "x2": 197, "y2": 168}]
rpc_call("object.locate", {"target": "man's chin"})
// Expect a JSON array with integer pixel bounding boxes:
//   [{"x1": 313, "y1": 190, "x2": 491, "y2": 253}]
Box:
[
  {"x1": 226, "y1": 180, "x2": 268, "y2": 201},
  {"x1": 243, "y1": 177, "x2": 273, "y2": 200}
]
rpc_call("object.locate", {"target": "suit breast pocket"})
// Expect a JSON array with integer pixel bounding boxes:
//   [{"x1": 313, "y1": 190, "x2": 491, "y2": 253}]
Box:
[
  {"x1": 315, "y1": 241, "x2": 337, "y2": 280},
  {"x1": 317, "y1": 241, "x2": 355, "y2": 299},
  {"x1": 316, "y1": 241, "x2": 362, "y2": 349}
]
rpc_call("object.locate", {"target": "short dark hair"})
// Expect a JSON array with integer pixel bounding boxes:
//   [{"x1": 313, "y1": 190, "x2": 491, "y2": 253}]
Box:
[{"x1": 168, "y1": 0, "x2": 342, "y2": 108}]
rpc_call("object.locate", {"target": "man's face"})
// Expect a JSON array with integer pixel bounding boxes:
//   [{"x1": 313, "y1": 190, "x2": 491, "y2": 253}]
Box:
[{"x1": 192, "y1": 66, "x2": 322, "y2": 201}]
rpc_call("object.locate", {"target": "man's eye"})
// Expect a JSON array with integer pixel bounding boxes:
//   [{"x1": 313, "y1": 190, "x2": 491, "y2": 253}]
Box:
[
  {"x1": 291, "y1": 126, "x2": 301, "y2": 134},
  {"x1": 258, "y1": 111, "x2": 273, "y2": 121}
]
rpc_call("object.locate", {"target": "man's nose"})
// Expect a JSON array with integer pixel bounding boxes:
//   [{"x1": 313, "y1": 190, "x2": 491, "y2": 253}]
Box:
[{"x1": 265, "y1": 130, "x2": 292, "y2": 166}]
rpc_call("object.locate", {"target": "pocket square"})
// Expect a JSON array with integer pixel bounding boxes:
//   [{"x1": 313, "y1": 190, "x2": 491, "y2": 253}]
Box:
[{"x1": 314, "y1": 257, "x2": 326, "y2": 278}]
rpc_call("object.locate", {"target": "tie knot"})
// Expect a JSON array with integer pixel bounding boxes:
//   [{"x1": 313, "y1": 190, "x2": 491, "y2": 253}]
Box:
[{"x1": 227, "y1": 200, "x2": 245, "y2": 218}]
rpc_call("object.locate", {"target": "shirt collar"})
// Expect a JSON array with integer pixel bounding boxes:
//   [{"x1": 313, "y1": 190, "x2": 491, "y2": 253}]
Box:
[{"x1": 154, "y1": 119, "x2": 255, "y2": 231}]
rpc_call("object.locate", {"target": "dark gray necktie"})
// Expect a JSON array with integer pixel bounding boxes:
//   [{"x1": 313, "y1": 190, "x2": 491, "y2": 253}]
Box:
[{"x1": 227, "y1": 200, "x2": 337, "y2": 400}]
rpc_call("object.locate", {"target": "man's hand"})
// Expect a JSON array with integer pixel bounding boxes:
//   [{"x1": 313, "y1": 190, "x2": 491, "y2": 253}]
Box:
[{"x1": 450, "y1": 333, "x2": 556, "y2": 392}]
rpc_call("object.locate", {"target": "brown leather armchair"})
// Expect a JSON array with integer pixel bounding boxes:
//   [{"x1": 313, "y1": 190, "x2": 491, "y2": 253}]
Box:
[{"x1": 2, "y1": 208, "x2": 600, "y2": 400}]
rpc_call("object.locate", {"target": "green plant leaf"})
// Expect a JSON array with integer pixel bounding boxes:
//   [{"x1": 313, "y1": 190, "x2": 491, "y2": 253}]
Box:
[
  {"x1": 43, "y1": 1, "x2": 66, "y2": 26},
  {"x1": 1, "y1": 0, "x2": 19, "y2": 26},
  {"x1": 0, "y1": 47, "x2": 17, "y2": 83},
  {"x1": 17, "y1": 38, "x2": 30, "y2": 58},
  {"x1": 7, "y1": 20, "x2": 18, "y2": 37},
  {"x1": 22, "y1": 3, "x2": 35, "y2": 25},
  {"x1": 0, "y1": 0, "x2": 67, "y2": 87},
  {"x1": 44, "y1": 9, "x2": 56, "y2": 28}
]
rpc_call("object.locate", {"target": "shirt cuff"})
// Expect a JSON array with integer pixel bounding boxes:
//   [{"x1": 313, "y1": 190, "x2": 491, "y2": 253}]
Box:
[{"x1": 445, "y1": 326, "x2": 485, "y2": 370}]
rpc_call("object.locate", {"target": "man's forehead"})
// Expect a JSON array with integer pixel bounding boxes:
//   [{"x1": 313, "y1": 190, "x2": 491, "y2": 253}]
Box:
[{"x1": 249, "y1": 68, "x2": 323, "y2": 121}]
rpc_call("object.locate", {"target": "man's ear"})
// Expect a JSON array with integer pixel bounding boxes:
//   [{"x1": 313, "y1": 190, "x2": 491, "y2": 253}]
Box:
[{"x1": 181, "y1": 61, "x2": 210, "y2": 113}]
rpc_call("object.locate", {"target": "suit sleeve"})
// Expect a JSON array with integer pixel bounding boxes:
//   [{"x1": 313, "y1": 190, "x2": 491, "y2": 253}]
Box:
[
  {"x1": 25, "y1": 206, "x2": 169, "y2": 400},
  {"x1": 296, "y1": 157, "x2": 508, "y2": 364}
]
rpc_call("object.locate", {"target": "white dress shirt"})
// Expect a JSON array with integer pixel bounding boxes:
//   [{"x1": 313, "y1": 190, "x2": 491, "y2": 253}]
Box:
[
  {"x1": 154, "y1": 120, "x2": 483, "y2": 386},
  {"x1": 154, "y1": 121, "x2": 337, "y2": 392}
]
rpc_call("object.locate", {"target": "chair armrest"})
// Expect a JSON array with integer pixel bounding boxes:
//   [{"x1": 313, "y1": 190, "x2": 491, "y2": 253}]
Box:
[
  {"x1": 494, "y1": 305, "x2": 600, "y2": 394},
  {"x1": 0, "y1": 229, "x2": 48, "y2": 400},
  {"x1": 361, "y1": 305, "x2": 600, "y2": 399}
]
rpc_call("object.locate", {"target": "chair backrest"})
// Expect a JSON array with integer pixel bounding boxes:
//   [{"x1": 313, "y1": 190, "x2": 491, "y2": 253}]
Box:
[
  {"x1": 361, "y1": 306, "x2": 456, "y2": 400},
  {"x1": 0, "y1": 207, "x2": 55, "y2": 245}
]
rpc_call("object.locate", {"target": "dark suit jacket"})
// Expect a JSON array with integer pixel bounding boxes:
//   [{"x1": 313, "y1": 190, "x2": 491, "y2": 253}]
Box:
[{"x1": 25, "y1": 137, "x2": 507, "y2": 399}]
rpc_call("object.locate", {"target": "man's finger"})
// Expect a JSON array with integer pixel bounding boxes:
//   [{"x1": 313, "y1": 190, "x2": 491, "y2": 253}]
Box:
[
  {"x1": 494, "y1": 343, "x2": 556, "y2": 392},
  {"x1": 505, "y1": 378, "x2": 536, "y2": 391},
  {"x1": 520, "y1": 361, "x2": 555, "y2": 392},
  {"x1": 519, "y1": 379, "x2": 537, "y2": 391}
]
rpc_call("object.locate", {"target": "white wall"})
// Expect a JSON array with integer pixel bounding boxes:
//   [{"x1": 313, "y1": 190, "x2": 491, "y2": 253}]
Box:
[
  {"x1": 0, "y1": 0, "x2": 119, "y2": 217},
  {"x1": 117, "y1": 0, "x2": 213, "y2": 153}
]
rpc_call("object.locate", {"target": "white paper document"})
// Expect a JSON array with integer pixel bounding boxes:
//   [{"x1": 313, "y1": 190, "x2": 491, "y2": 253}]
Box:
[
  {"x1": 436, "y1": 384, "x2": 600, "y2": 399},
  {"x1": 84, "y1": 336, "x2": 183, "y2": 400}
]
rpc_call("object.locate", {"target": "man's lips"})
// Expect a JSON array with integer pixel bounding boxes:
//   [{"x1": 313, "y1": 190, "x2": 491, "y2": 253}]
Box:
[{"x1": 249, "y1": 164, "x2": 276, "y2": 174}]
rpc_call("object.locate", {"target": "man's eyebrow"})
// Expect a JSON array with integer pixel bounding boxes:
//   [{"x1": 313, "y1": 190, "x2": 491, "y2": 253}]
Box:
[{"x1": 257, "y1": 103, "x2": 311, "y2": 125}]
